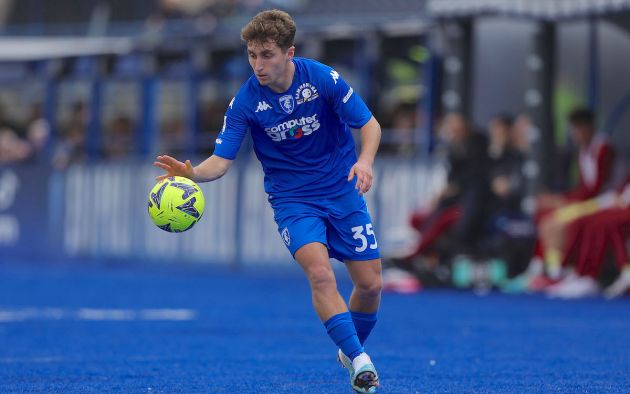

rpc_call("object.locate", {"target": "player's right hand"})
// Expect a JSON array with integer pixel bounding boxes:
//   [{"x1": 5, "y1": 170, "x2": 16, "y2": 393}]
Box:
[{"x1": 153, "y1": 155, "x2": 195, "y2": 182}]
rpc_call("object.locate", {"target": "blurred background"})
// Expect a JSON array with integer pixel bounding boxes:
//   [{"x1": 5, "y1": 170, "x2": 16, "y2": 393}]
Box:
[{"x1": 1, "y1": 0, "x2": 630, "y2": 295}]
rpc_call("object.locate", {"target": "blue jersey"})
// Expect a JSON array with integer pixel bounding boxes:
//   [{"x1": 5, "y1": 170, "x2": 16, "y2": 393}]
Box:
[{"x1": 213, "y1": 57, "x2": 373, "y2": 199}]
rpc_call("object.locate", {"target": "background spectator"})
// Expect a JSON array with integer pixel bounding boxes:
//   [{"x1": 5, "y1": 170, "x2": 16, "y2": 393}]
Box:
[{"x1": 53, "y1": 101, "x2": 88, "y2": 169}]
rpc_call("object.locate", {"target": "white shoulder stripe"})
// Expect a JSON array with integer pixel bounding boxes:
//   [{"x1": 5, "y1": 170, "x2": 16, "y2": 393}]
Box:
[{"x1": 342, "y1": 87, "x2": 354, "y2": 104}]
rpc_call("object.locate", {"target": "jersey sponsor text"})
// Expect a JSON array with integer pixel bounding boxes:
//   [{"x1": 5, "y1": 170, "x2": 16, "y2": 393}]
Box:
[{"x1": 264, "y1": 114, "x2": 321, "y2": 142}]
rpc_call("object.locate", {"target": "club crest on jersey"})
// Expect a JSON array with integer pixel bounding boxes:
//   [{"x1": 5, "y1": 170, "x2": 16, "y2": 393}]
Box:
[
  {"x1": 279, "y1": 95, "x2": 295, "y2": 114},
  {"x1": 295, "y1": 83, "x2": 319, "y2": 105}
]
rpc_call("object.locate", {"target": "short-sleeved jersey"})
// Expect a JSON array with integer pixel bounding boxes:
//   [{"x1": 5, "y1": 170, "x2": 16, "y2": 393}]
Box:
[{"x1": 213, "y1": 57, "x2": 372, "y2": 199}]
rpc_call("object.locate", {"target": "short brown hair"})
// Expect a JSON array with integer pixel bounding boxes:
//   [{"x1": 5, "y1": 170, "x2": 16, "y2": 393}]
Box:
[{"x1": 241, "y1": 10, "x2": 296, "y2": 51}]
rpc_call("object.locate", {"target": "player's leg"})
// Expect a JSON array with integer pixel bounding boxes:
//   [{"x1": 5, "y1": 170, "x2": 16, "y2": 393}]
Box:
[
  {"x1": 340, "y1": 258, "x2": 381, "y2": 391},
  {"x1": 293, "y1": 241, "x2": 378, "y2": 393},
  {"x1": 270, "y1": 199, "x2": 367, "y2": 367},
  {"x1": 326, "y1": 192, "x2": 382, "y2": 346},
  {"x1": 547, "y1": 214, "x2": 603, "y2": 298},
  {"x1": 560, "y1": 217, "x2": 586, "y2": 270},
  {"x1": 294, "y1": 242, "x2": 349, "y2": 321},
  {"x1": 577, "y1": 214, "x2": 609, "y2": 278},
  {"x1": 520, "y1": 206, "x2": 559, "y2": 289},
  {"x1": 539, "y1": 216, "x2": 565, "y2": 278},
  {"x1": 345, "y1": 258, "x2": 382, "y2": 345},
  {"x1": 325, "y1": 192, "x2": 381, "y2": 392},
  {"x1": 603, "y1": 209, "x2": 630, "y2": 298}
]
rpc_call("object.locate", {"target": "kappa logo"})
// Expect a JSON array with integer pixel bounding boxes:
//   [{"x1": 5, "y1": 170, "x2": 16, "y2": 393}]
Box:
[
  {"x1": 281, "y1": 227, "x2": 291, "y2": 246},
  {"x1": 255, "y1": 101, "x2": 271, "y2": 113},
  {"x1": 330, "y1": 70, "x2": 339, "y2": 84},
  {"x1": 295, "y1": 83, "x2": 319, "y2": 104},
  {"x1": 279, "y1": 95, "x2": 295, "y2": 114}
]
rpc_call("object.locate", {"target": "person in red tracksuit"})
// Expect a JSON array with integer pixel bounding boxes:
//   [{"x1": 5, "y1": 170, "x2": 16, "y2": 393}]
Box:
[
  {"x1": 524, "y1": 108, "x2": 617, "y2": 291},
  {"x1": 547, "y1": 175, "x2": 630, "y2": 298}
]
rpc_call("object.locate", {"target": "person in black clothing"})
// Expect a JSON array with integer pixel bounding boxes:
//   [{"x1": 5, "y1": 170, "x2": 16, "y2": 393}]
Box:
[
  {"x1": 487, "y1": 114, "x2": 525, "y2": 215},
  {"x1": 480, "y1": 114, "x2": 536, "y2": 278},
  {"x1": 389, "y1": 113, "x2": 491, "y2": 286}
]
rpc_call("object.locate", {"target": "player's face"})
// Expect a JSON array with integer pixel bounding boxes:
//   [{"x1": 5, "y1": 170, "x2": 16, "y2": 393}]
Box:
[
  {"x1": 440, "y1": 113, "x2": 467, "y2": 144},
  {"x1": 489, "y1": 119, "x2": 510, "y2": 148},
  {"x1": 512, "y1": 115, "x2": 532, "y2": 152},
  {"x1": 247, "y1": 40, "x2": 295, "y2": 91},
  {"x1": 569, "y1": 123, "x2": 594, "y2": 147}
]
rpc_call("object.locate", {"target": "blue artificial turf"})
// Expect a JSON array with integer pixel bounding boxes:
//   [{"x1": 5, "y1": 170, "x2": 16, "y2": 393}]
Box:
[{"x1": 0, "y1": 261, "x2": 629, "y2": 393}]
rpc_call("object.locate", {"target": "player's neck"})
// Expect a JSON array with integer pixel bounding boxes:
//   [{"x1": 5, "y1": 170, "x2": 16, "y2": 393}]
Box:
[{"x1": 268, "y1": 60, "x2": 295, "y2": 94}]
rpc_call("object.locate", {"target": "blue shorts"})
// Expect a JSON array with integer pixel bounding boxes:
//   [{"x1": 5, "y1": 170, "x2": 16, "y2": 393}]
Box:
[{"x1": 270, "y1": 189, "x2": 380, "y2": 262}]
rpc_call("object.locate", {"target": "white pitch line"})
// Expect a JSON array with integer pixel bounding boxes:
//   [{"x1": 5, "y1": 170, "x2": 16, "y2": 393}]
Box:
[
  {"x1": 0, "y1": 356, "x2": 65, "y2": 364},
  {"x1": 0, "y1": 308, "x2": 198, "y2": 322},
  {"x1": 138, "y1": 309, "x2": 198, "y2": 321}
]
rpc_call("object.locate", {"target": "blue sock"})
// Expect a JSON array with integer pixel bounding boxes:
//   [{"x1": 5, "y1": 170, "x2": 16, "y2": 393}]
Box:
[
  {"x1": 324, "y1": 312, "x2": 363, "y2": 360},
  {"x1": 351, "y1": 310, "x2": 378, "y2": 345}
]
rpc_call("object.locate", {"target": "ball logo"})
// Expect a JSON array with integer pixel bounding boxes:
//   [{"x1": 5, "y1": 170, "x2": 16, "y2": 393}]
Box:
[
  {"x1": 150, "y1": 182, "x2": 168, "y2": 209},
  {"x1": 281, "y1": 227, "x2": 291, "y2": 246},
  {"x1": 169, "y1": 181, "x2": 198, "y2": 200},
  {"x1": 279, "y1": 95, "x2": 295, "y2": 114},
  {"x1": 176, "y1": 197, "x2": 201, "y2": 219},
  {"x1": 264, "y1": 114, "x2": 321, "y2": 142}
]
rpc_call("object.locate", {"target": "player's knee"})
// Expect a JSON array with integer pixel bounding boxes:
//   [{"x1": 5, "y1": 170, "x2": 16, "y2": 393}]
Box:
[
  {"x1": 356, "y1": 277, "x2": 382, "y2": 298},
  {"x1": 306, "y1": 265, "x2": 336, "y2": 291}
]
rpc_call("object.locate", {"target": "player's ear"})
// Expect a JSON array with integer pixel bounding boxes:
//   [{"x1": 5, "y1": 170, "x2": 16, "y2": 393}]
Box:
[{"x1": 286, "y1": 46, "x2": 295, "y2": 59}]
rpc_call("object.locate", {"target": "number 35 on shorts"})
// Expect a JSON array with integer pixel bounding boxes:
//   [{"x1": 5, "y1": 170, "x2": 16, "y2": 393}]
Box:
[{"x1": 351, "y1": 223, "x2": 378, "y2": 252}]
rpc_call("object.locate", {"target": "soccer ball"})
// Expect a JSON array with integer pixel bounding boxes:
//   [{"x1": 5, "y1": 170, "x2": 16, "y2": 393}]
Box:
[{"x1": 148, "y1": 176, "x2": 205, "y2": 233}]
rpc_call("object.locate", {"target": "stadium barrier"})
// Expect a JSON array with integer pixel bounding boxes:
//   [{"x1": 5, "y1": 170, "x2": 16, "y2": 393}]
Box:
[{"x1": 0, "y1": 159, "x2": 445, "y2": 266}]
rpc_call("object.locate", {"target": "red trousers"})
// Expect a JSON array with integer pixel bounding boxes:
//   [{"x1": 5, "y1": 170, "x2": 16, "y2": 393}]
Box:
[
  {"x1": 563, "y1": 208, "x2": 630, "y2": 277},
  {"x1": 408, "y1": 205, "x2": 461, "y2": 257}
]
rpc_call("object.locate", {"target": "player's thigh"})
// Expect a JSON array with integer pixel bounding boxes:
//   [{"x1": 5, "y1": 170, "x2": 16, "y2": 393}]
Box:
[
  {"x1": 294, "y1": 242, "x2": 335, "y2": 282},
  {"x1": 272, "y1": 201, "x2": 328, "y2": 257},
  {"x1": 326, "y1": 193, "x2": 380, "y2": 262}
]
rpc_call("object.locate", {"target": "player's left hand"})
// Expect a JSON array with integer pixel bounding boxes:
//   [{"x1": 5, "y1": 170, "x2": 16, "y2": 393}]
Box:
[{"x1": 348, "y1": 158, "x2": 373, "y2": 195}]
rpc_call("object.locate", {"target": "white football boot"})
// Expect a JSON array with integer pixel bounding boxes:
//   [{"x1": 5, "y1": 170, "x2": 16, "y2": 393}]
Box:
[
  {"x1": 350, "y1": 352, "x2": 379, "y2": 393},
  {"x1": 604, "y1": 268, "x2": 630, "y2": 299}
]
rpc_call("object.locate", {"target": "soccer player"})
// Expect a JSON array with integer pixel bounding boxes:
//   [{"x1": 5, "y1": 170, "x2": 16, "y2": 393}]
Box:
[{"x1": 153, "y1": 10, "x2": 381, "y2": 393}]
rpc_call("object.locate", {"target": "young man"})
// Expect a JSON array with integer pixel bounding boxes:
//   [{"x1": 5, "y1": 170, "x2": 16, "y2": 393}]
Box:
[
  {"x1": 525, "y1": 108, "x2": 617, "y2": 290},
  {"x1": 153, "y1": 10, "x2": 382, "y2": 393}
]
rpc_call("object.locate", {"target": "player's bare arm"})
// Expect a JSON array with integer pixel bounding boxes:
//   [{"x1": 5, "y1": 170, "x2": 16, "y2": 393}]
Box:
[
  {"x1": 154, "y1": 154, "x2": 233, "y2": 183},
  {"x1": 348, "y1": 116, "x2": 382, "y2": 195}
]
